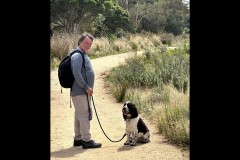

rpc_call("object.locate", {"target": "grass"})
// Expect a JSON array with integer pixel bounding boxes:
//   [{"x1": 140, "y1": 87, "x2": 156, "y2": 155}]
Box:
[
  {"x1": 50, "y1": 32, "x2": 189, "y2": 70},
  {"x1": 104, "y1": 46, "x2": 190, "y2": 149}
]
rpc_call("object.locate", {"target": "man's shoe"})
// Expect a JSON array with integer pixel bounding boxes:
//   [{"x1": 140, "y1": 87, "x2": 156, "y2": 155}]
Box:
[
  {"x1": 82, "y1": 140, "x2": 102, "y2": 149},
  {"x1": 73, "y1": 139, "x2": 83, "y2": 146}
]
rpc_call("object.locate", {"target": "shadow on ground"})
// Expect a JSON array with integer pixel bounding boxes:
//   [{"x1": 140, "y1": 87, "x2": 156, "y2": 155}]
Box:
[
  {"x1": 51, "y1": 147, "x2": 87, "y2": 158},
  {"x1": 117, "y1": 142, "x2": 147, "y2": 152}
]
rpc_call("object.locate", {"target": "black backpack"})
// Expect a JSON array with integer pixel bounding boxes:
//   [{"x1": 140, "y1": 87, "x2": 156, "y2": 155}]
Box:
[{"x1": 58, "y1": 50, "x2": 85, "y2": 90}]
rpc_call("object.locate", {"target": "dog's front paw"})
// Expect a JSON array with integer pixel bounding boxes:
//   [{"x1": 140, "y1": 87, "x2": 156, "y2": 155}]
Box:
[
  {"x1": 129, "y1": 139, "x2": 136, "y2": 146},
  {"x1": 141, "y1": 139, "x2": 150, "y2": 143},
  {"x1": 130, "y1": 142, "x2": 136, "y2": 146},
  {"x1": 124, "y1": 141, "x2": 130, "y2": 145}
]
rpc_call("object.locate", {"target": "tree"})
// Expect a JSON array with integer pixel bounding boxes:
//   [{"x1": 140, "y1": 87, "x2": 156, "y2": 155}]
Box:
[
  {"x1": 102, "y1": 0, "x2": 130, "y2": 34},
  {"x1": 134, "y1": 0, "x2": 189, "y2": 35},
  {"x1": 51, "y1": 0, "x2": 96, "y2": 33},
  {"x1": 92, "y1": 14, "x2": 108, "y2": 37},
  {"x1": 162, "y1": 0, "x2": 189, "y2": 35},
  {"x1": 51, "y1": 0, "x2": 129, "y2": 34}
]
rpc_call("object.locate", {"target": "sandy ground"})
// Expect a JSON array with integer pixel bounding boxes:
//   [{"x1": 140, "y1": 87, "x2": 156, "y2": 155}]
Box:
[{"x1": 51, "y1": 51, "x2": 189, "y2": 160}]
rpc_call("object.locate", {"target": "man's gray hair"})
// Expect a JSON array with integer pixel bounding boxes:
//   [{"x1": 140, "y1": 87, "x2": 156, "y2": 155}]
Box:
[{"x1": 78, "y1": 32, "x2": 94, "y2": 45}]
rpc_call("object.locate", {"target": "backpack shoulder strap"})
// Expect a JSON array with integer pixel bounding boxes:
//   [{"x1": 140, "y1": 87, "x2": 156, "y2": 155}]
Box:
[
  {"x1": 70, "y1": 50, "x2": 85, "y2": 68},
  {"x1": 68, "y1": 50, "x2": 85, "y2": 108}
]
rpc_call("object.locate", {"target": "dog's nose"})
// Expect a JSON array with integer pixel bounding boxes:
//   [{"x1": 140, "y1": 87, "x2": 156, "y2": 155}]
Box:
[{"x1": 123, "y1": 107, "x2": 129, "y2": 112}]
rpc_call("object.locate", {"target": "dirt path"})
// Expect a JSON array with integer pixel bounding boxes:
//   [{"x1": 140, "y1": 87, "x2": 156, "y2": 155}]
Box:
[{"x1": 51, "y1": 51, "x2": 189, "y2": 160}]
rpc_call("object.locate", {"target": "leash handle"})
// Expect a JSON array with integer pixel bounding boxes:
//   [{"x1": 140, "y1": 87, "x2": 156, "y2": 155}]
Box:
[{"x1": 91, "y1": 96, "x2": 126, "y2": 142}]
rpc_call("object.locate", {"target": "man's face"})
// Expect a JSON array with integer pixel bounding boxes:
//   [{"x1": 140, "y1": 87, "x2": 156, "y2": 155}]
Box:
[{"x1": 80, "y1": 36, "x2": 93, "y2": 53}]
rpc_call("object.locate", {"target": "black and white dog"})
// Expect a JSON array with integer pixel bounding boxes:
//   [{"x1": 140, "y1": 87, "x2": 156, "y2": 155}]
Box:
[{"x1": 122, "y1": 101, "x2": 150, "y2": 146}]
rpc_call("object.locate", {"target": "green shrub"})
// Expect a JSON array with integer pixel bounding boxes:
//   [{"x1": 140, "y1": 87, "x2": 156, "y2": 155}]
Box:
[{"x1": 112, "y1": 82, "x2": 128, "y2": 103}]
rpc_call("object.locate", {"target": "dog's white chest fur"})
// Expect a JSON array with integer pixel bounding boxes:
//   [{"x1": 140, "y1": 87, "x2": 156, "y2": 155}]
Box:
[{"x1": 126, "y1": 116, "x2": 139, "y2": 133}]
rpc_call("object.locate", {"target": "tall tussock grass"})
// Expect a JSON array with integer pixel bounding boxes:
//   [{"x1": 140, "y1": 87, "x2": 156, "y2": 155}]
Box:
[
  {"x1": 50, "y1": 32, "x2": 189, "y2": 70},
  {"x1": 105, "y1": 46, "x2": 189, "y2": 148},
  {"x1": 106, "y1": 47, "x2": 189, "y2": 93},
  {"x1": 157, "y1": 90, "x2": 189, "y2": 148}
]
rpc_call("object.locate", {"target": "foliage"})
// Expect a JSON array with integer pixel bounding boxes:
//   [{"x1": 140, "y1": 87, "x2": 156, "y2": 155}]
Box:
[
  {"x1": 161, "y1": 33, "x2": 174, "y2": 46},
  {"x1": 51, "y1": 0, "x2": 189, "y2": 36},
  {"x1": 106, "y1": 47, "x2": 189, "y2": 92},
  {"x1": 125, "y1": 89, "x2": 154, "y2": 116},
  {"x1": 50, "y1": 32, "x2": 189, "y2": 70},
  {"x1": 157, "y1": 102, "x2": 189, "y2": 147},
  {"x1": 135, "y1": 2, "x2": 166, "y2": 33},
  {"x1": 162, "y1": 0, "x2": 189, "y2": 35},
  {"x1": 103, "y1": 43, "x2": 190, "y2": 148},
  {"x1": 51, "y1": 0, "x2": 130, "y2": 34},
  {"x1": 103, "y1": 0, "x2": 130, "y2": 34},
  {"x1": 51, "y1": 0, "x2": 96, "y2": 33},
  {"x1": 112, "y1": 81, "x2": 128, "y2": 103},
  {"x1": 92, "y1": 14, "x2": 108, "y2": 37}
]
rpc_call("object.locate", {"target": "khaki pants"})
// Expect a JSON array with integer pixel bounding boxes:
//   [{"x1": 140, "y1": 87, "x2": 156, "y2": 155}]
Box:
[{"x1": 71, "y1": 94, "x2": 92, "y2": 142}]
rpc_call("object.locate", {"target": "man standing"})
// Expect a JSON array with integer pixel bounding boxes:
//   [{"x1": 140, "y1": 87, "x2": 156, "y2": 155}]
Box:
[{"x1": 70, "y1": 32, "x2": 102, "y2": 149}]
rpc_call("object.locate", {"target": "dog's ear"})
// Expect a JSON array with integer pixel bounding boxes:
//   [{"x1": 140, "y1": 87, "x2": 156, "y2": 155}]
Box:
[
  {"x1": 122, "y1": 103, "x2": 127, "y2": 120},
  {"x1": 123, "y1": 114, "x2": 127, "y2": 120},
  {"x1": 129, "y1": 103, "x2": 138, "y2": 118}
]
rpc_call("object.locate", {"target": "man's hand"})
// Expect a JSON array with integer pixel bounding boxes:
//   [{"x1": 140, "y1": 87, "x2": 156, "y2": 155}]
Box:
[{"x1": 86, "y1": 87, "x2": 93, "y2": 96}]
